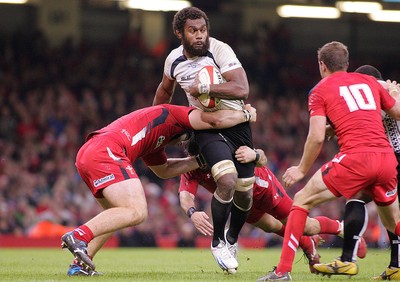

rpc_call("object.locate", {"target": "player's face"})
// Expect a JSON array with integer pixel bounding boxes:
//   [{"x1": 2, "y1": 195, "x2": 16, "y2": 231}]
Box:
[{"x1": 181, "y1": 18, "x2": 209, "y2": 57}]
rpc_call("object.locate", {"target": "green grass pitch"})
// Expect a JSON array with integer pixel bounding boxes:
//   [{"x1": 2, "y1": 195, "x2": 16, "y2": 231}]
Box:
[{"x1": 0, "y1": 247, "x2": 391, "y2": 281}]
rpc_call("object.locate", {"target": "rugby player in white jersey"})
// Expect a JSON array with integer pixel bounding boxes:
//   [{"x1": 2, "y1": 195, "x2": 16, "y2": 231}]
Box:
[{"x1": 153, "y1": 6, "x2": 258, "y2": 274}]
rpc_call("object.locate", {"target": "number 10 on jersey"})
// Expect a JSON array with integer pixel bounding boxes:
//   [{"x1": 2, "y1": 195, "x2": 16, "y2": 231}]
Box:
[{"x1": 340, "y1": 83, "x2": 377, "y2": 112}]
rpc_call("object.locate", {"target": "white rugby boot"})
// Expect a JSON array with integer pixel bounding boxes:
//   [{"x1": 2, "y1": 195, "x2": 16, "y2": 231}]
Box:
[{"x1": 211, "y1": 239, "x2": 238, "y2": 272}]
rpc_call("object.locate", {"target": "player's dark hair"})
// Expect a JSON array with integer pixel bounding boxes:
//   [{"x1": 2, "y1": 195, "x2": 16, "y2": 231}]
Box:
[
  {"x1": 318, "y1": 41, "x2": 349, "y2": 72},
  {"x1": 172, "y1": 7, "x2": 209, "y2": 36},
  {"x1": 354, "y1": 65, "x2": 383, "y2": 80},
  {"x1": 184, "y1": 136, "x2": 208, "y2": 171},
  {"x1": 186, "y1": 136, "x2": 200, "y2": 156}
]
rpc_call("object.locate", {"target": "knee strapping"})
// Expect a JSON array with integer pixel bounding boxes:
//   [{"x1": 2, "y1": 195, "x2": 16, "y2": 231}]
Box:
[
  {"x1": 211, "y1": 160, "x2": 237, "y2": 182},
  {"x1": 235, "y1": 176, "x2": 255, "y2": 192}
]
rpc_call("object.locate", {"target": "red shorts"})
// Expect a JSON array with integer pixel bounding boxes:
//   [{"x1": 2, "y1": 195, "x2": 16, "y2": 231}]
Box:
[
  {"x1": 246, "y1": 188, "x2": 293, "y2": 224},
  {"x1": 322, "y1": 152, "x2": 398, "y2": 206},
  {"x1": 75, "y1": 136, "x2": 138, "y2": 198}
]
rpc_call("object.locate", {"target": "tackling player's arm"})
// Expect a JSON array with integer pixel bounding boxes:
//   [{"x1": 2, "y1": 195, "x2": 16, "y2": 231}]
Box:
[
  {"x1": 179, "y1": 175, "x2": 213, "y2": 236},
  {"x1": 188, "y1": 68, "x2": 249, "y2": 100},
  {"x1": 153, "y1": 73, "x2": 177, "y2": 105},
  {"x1": 235, "y1": 146, "x2": 267, "y2": 167},
  {"x1": 189, "y1": 104, "x2": 256, "y2": 129},
  {"x1": 149, "y1": 156, "x2": 199, "y2": 179}
]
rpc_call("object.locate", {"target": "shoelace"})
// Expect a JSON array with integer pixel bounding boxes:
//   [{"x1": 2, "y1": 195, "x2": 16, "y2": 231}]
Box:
[
  {"x1": 227, "y1": 242, "x2": 237, "y2": 258},
  {"x1": 216, "y1": 240, "x2": 233, "y2": 260}
]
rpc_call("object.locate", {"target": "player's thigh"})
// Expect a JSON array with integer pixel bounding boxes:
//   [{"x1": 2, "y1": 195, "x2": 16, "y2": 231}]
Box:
[
  {"x1": 194, "y1": 131, "x2": 236, "y2": 165},
  {"x1": 294, "y1": 169, "x2": 337, "y2": 209},
  {"x1": 252, "y1": 213, "x2": 283, "y2": 233},
  {"x1": 100, "y1": 178, "x2": 147, "y2": 210}
]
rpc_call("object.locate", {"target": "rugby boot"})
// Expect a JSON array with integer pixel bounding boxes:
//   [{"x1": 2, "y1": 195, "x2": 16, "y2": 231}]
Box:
[
  {"x1": 225, "y1": 229, "x2": 239, "y2": 261},
  {"x1": 372, "y1": 267, "x2": 400, "y2": 280},
  {"x1": 67, "y1": 264, "x2": 102, "y2": 276},
  {"x1": 256, "y1": 267, "x2": 292, "y2": 281},
  {"x1": 211, "y1": 239, "x2": 238, "y2": 273},
  {"x1": 303, "y1": 235, "x2": 323, "y2": 274},
  {"x1": 313, "y1": 258, "x2": 358, "y2": 277},
  {"x1": 61, "y1": 231, "x2": 95, "y2": 271}
]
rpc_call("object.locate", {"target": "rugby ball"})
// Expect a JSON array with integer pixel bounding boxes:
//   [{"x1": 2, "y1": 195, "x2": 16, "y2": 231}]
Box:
[{"x1": 197, "y1": 66, "x2": 223, "y2": 108}]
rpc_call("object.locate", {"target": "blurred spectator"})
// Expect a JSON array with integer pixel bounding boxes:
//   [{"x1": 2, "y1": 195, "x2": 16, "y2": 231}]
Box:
[
  {"x1": 118, "y1": 224, "x2": 158, "y2": 247},
  {"x1": 177, "y1": 223, "x2": 196, "y2": 248}
]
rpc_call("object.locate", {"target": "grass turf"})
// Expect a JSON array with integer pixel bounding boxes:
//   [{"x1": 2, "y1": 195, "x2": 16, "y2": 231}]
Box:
[{"x1": 0, "y1": 247, "x2": 391, "y2": 281}]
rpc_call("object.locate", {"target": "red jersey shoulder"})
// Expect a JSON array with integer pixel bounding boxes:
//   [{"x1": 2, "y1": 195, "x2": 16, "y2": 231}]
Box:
[{"x1": 161, "y1": 104, "x2": 195, "y2": 128}]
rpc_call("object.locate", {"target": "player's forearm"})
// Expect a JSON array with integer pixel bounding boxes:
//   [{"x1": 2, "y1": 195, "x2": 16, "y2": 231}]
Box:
[
  {"x1": 214, "y1": 109, "x2": 251, "y2": 127},
  {"x1": 179, "y1": 192, "x2": 196, "y2": 215},
  {"x1": 201, "y1": 108, "x2": 255, "y2": 129},
  {"x1": 209, "y1": 81, "x2": 249, "y2": 100},
  {"x1": 255, "y1": 149, "x2": 267, "y2": 167},
  {"x1": 151, "y1": 157, "x2": 198, "y2": 179}
]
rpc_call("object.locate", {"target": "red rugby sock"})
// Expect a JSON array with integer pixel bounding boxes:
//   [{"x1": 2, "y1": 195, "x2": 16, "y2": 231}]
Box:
[
  {"x1": 298, "y1": 235, "x2": 312, "y2": 252},
  {"x1": 276, "y1": 206, "x2": 309, "y2": 274},
  {"x1": 73, "y1": 225, "x2": 94, "y2": 244},
  {"x1": 315, "y1": 216, "x2": 341, "y2": 235}
]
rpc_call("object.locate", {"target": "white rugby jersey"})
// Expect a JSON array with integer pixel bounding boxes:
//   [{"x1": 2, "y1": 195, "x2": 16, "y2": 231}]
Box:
[
  {"x1": 163, "y1": 37, "x2": 244, "y2": 111},
  {"x1": 379, "y1": 80, "x2": 400, "y2": 154},
  {"x1": 383, "y1": 114, "x2": 400, "y2": 154}
]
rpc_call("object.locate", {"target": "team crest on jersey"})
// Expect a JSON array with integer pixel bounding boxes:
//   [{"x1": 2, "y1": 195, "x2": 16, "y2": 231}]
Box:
[
  {"x1": 126, "y1": 165, "x2": 135, "y2": 175},
  {"x1": 155, "y1": 136, "x2": 165, "y2": 149}
]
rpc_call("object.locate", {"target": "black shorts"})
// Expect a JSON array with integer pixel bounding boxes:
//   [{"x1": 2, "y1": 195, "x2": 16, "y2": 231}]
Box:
[{"x1": 194, "y1": 122, "x2": 255, "y2": 178}]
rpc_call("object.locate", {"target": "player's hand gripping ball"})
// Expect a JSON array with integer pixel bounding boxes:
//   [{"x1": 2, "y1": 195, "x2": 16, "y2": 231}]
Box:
[{"x1": 197, "y1": 66, "x2": 223, "y2": 108}]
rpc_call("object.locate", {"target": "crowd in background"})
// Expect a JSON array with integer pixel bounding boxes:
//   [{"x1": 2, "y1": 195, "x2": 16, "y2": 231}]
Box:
[{"x1": 0, "y1": 22, "x2": 395, "y2": 248}]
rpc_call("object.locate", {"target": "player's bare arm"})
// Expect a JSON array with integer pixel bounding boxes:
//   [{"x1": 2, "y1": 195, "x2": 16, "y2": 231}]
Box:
[
  {"x1": 153, "y1": 74, "x2": 177, "y2": 105},
  {"x1": 179, "y1": 190, "x2": 213, "y2": 236},
  {"x1": 283, "y1": 115, "x2": 326, "y2": 188},
  {"x1": 188, "y1": 67, "x2": 249, "y2": 99},
  {"x1": 235, "y1": 146, "x2": 267, "y2": 167},
  {"x1": 189, "y1": 104, "x2": 256, "y2": 129},
  {"x1": 149, "y1": 156, "x2": 198, "y2": 179}
]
